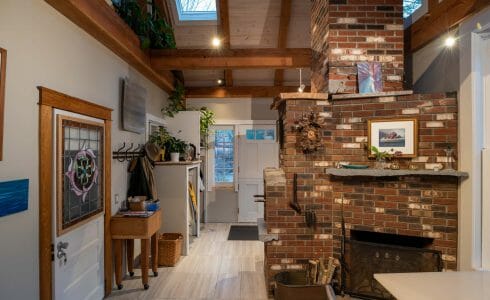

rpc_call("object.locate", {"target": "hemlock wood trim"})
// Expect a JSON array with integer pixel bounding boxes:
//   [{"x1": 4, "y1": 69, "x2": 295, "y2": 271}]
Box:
[
  {"x1": 38, "y1": 87, "x2": 113, "y2": 300},
  {"x1": 410, "y1": 0, "x2": 490, "y2": 51},
  {"x1": 274, "y1": 0, "x2": 292, "y2": 86},
  {"x1": 44, "y1": 0, "x2": 174, "y2": 92},
  {"x1": 185, "y1": 85, "x2": 310, "y2": 98},
  {"x1": 151, "y1": 48, "x2": 312, "y2": 70},
  {"x1": 218, "y1": 0, "x2": 233, "y2": 87},
  {"x1": 0, "y1": 48, "x2": 5, "y2": 161}
]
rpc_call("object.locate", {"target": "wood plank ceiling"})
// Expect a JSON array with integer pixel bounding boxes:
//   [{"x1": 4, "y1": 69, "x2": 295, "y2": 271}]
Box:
[{"x1": 162, "y1": 0, "x2": 311, "y2": 97}]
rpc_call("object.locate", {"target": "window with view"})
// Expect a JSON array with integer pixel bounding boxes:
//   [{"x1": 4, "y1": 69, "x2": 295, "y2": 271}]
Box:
[
  {"x1": 175, "y1": 0, "x2": 217, "y2": 21},
  {"x1": 214, "y1": 129, "x2": 234, "y2": 184}
]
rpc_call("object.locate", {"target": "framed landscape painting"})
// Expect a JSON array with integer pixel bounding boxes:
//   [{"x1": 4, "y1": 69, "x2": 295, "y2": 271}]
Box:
[{"x1": 368, "y1": 118, "x2": 418, "y2": 158}]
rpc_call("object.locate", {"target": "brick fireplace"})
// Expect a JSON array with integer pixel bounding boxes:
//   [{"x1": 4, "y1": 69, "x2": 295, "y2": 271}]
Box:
[
  {"x1": 264, "y1": 92, "x2": 461, "y2": 295},
  {"x1": 264, "y1": 0, "x2": 465, "y2": 297}
]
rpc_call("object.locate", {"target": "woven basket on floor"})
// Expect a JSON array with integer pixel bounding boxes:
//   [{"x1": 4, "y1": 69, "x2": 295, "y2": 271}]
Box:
[{"x1": 158, "y1": 233, "x2": 183, "y2": 267}]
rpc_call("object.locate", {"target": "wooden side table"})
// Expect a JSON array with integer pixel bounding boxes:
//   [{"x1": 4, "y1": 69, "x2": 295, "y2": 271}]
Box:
[{"x1": 110, "y1": 210, "x2": 161, "y2": 290}]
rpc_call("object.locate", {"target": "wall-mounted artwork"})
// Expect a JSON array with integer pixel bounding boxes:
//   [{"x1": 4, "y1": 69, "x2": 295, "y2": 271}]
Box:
[
  {"x1": 0, "y1": 179, "x2": 29, "y2": 217},
  {"x1": 57, "y1": 115, "x2": 104, "y2": 236},
  {"x1": 122, "y1": 78, "x2": 147, "y2": 134},
  {"x1": 357, "y1": 62, "x2": 382, "y2": 94},
  {"x1": 0, "y1": 48, "x2": 7, "y2": 161},
  {"x1": 368, "y1": 118, "x2": 418, "y2": 158}
]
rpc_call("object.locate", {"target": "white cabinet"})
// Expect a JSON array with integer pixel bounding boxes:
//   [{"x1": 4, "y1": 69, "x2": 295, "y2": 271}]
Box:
[{"x1": 154, "y1": 162, "x2": 200, "y2": 256}]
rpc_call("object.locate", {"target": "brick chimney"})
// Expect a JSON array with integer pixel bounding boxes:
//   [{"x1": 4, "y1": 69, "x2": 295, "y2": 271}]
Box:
[{"x1": 311, "y1": 0, "x2": 404, "y2": 94}]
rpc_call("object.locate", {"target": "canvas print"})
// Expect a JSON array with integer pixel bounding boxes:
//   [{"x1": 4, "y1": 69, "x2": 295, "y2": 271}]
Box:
[
  {"x1": 0, "y1": 179, "x2": 28, "y2": 217},
  {"x1": 368, "y1": 118, "x2": 418, "y2": 158},
  {"x1": 357, "y1": 62, "x2": 383, "y2": 93}
]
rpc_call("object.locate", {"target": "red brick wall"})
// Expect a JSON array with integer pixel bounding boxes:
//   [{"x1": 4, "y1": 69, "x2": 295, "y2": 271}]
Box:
[
  {"x1": 311, "y1": 0, "x2": 404, "y2": 94},
  {"x1": 264, "y1": 93, "x2": 459, "y2": 290}
]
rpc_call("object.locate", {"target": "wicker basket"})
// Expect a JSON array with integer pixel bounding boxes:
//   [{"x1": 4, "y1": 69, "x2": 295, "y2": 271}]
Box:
[{"x1": 158, "y1": 233, "x2": 183, "y2": 267}]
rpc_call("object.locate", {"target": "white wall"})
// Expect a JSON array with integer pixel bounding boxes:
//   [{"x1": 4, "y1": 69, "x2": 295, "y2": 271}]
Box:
[
  {"x1": 0, "y1": 1, "x2": 168, "y2": 299},
  {"x1": 188, "y1": 98, "x2": 278, "y2": 121},
  {"x1": 458, "y1": 6, "x2": 490, "y2": 271}
]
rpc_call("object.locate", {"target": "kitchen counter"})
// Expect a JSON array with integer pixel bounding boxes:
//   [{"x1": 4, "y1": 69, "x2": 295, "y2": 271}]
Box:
[{"x1": 374, "y1": 271, "x2": 490, "y2": 300}]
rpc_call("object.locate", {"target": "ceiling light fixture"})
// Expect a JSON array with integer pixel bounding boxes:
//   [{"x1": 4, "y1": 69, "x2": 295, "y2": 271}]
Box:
[
  {"x1": 297, "y1": 68, "x2": 305, "y2": 93},
  {"x1": 217, "y1": 79, "x2": 223, "y2": 85},
  {"x1": 211, "y1": 37, "x2": 221, "y2": 48},
  {"x1": 444, "y1": 36, "x2": 456, "y2": 48}
]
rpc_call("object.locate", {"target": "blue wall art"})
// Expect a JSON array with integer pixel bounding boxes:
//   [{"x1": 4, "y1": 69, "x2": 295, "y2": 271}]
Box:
[{"x1": 0, "y1": 179, "x2": 29, "y2": 217}]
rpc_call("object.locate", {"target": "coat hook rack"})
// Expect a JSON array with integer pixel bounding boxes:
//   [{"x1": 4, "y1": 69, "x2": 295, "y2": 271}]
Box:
[{"x1": 112, "y1": 142, "x2": 145, "y2": 161}]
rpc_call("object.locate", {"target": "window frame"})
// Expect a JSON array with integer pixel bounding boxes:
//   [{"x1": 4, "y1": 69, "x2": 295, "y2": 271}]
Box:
[
  {"x1": 404, "y1": 0, "x2": 428, "y2": 28},
  {"x1": 212, "y1": 125, "x2": 236, "y2": 188},
  {"x1": 169, "y1": 0, "x2": 219, "y2": 26}
]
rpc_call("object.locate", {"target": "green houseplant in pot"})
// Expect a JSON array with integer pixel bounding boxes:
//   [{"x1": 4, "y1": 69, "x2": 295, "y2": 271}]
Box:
[
  {"x1": 166, "y1": 136, "x2": 187, "y2": 162},
  {"x1": 149, "y1": 126, "x2": 171, "y2": 161},
  {"x1": 370, "y1": 146, "x2": 392, "y2": 169}
]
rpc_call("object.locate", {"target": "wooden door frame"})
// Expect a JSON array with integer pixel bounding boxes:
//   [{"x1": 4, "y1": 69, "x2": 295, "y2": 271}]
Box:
[{"x1": 38, "y1": 87, "x2": 113, "y2": 299}]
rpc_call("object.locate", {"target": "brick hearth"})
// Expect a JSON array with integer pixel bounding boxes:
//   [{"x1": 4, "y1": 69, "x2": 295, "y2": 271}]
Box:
[{"x1": 264, "y1": 92, "x2": 459, "y2": 291}]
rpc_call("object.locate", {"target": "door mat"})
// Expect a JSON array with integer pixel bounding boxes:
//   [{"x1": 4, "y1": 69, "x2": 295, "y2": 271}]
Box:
[{"x1": 227, "y1": 225, "x2": 259, "y2": 241}]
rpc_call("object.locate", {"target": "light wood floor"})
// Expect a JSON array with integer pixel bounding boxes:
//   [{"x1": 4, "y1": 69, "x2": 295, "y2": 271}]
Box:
[{"x1": 108, "y1": 223, "x2": 269, "y2": 300}]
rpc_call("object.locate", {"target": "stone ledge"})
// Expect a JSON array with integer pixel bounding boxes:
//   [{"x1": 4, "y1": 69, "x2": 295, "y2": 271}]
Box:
[
  {"x1": 331, "y1": 90, "x2": 413, "y2": 100},
  {"x1": 264, "y1": 167, "x2": 286, "y2": 186},
  {"x1": 325, "y1": 168, "x2": 469, "y2": 178},
  {"x1": 258, "y1": 218, "x2": 279, "y2": 242},
  {"x1": 271, "y1": 92, "x2": 329, "y2": 109}
]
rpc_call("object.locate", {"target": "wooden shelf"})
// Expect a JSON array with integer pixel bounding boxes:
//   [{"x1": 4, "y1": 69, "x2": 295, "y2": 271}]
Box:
[
  {"x1": 325, "y1": 168, "x2": 469, "y2": 178},
  {"x1": 331, "y1": 90, "x2": 413, "y2": 100},
  {"x1": 154, "y1": 160, "x2": 202, "y2": 166}
]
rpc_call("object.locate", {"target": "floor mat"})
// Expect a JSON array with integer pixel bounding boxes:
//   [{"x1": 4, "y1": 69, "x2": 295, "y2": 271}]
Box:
[{"x1": 227, "y1": 225, "x2": 259, "y2": 241}]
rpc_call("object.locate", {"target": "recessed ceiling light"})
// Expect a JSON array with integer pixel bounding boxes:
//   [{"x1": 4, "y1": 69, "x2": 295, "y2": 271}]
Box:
[
  {"x1": 217, "y1": 79, "x2": 223, "y2": 85},
  {"x1": 445, "y1": 36, "x2": 456, "y2": 48},
  {"x1": 211, "y1": 37, "x2": 221, "y2": 47}
]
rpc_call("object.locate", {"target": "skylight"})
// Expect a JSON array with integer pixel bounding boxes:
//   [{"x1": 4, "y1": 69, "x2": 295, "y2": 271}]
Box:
[
  {"x1": 176, "y1": 0, "x2": 217, "y2": 21},
  {"x1": 403, "y1": 0, "x2": 423, "y2": 18}
]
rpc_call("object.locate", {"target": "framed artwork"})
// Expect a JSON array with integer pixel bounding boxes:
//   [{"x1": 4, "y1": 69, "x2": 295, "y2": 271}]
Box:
[
  {"x1": 57, "y1": 115, "x2": 105, "y2": 236},
  {"x1": 0, "y1": 179, "x2": 28, "y2": 217},
  {"x1": 368, "y1": 118, "x2": 418, "y2": 158},
  {"x1": 357, "y1": 61, "x2": 382, "y2": 94},
  {"x1": 0, "y1": 48, "x2": 6, "y2": 161}
]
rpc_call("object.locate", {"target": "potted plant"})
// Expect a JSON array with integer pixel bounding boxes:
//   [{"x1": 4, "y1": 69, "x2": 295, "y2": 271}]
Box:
[
  {"x1": 149, "y1": 126, "x2": 171, "y2": 161},
  {"x1": 165, "y1": 136, "x2": 187, "y2": 162},
  {"x1": 370, "y1": 146, "x2": 391, "y2": 169}
]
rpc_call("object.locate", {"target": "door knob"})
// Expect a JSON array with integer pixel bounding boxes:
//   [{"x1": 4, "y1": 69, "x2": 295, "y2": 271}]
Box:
[{"x1": 57, "y1": 241, "x2": 69, "y2": 265}]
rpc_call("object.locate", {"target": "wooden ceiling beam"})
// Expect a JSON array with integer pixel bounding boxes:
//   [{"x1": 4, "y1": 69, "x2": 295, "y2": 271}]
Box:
[
  {"x1": 151, "y1": 48, "x2": 311, "y2": 70},
  {"x1": 410, "y1": 0, "x2": 490, "y2": 52},
  {"x1": 185, "y1": 86, "x2": 309, "y2": 98},
  {"x1": 274, "y1": 0, "x2": 292, "y2": 86},
  {"x1": 218, "y1": 0, "x2": 233, "y2": 87},
  {"x1": 45, "y1": 0, "x2": 174, "y2": 93}
]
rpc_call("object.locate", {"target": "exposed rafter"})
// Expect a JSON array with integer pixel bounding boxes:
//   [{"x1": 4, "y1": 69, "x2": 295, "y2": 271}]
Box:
[
  {"x1": 410, "y1": 0, "x2": 490, "y2": 51},
  {"x1": 45, "y1": 0, "x2": 174, "y2": 92},
  {"x1": 185, "y1": 86, "x2": 310, "y2": 98},
  {"x1": 218, "y1": 0, "x2": 233, "y2": 87},
  {"x1": 274, "y1": 0, "x2": 292, "y2": 86},
  {"x1": 151, "y1": 48, "x2": 311, "y2": 70}
]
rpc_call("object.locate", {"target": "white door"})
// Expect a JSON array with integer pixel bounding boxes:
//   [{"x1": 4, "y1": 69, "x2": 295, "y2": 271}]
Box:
[
  {"x1": 237, "y1": 124, "x2": 278, "y2": 222},
  {"x1": 53, "y1": 110, "x2": 105, "y2": 300}
]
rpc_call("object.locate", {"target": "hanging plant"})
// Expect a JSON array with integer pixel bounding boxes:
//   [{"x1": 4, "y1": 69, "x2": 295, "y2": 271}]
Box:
[
  {"x1": 161, "y1": 82, "x2": 186, "y2": 117},
  {"x1": 112, "y1": 0, "x2": 176, "y2": 49}
]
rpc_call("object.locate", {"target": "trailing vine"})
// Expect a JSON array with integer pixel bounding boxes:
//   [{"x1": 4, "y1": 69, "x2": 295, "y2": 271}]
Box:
[
  {"x1": 161, "y1": 82, "x2": 186, "y2": 117},
  {"x1": 112, "y1": 0, "x2": 176, "y2": 49}
]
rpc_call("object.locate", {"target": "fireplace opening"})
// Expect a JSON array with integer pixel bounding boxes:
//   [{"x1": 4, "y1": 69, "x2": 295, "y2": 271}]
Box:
[
  {"x1": 343, "y1": 230, "x2": 442, "y2": 300},
  {"x1": 350, "y1": 230, "x2": 434, "y2": 248}
]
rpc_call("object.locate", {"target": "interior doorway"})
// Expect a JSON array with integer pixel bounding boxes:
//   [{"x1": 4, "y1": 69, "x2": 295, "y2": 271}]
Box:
[{"x1": 206, "y1": 121, "x2": 278, "y2": 223}]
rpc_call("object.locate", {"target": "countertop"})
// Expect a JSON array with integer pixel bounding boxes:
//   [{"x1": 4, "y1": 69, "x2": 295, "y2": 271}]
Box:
[{"x1": 374, "y1": 271, "x2": 490, "y2": 300}]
